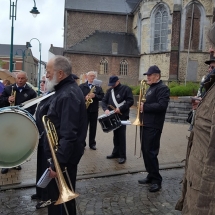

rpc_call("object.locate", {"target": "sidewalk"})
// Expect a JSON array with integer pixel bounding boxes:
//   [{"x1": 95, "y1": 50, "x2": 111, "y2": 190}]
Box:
[{"x1": 0, "y1": 107, "x2": 190, "y2": 190}]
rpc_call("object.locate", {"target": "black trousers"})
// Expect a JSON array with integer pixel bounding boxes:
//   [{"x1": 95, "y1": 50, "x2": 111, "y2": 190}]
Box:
[
  {"x1": 47, "y1": 164, "x2": 78, "y2": 215},
  {"x1": 36, "y1": 144, "x2": 48, "y2": 201},
  {"x1": 140, "y1": 126, "x2": 162, "y2": 185},
  {"x1": 87, "y1": 112, "x2": 98, "y2": 147},
  {"x1": 112, "y1": 124, "x2": 126, "y2": 159}
]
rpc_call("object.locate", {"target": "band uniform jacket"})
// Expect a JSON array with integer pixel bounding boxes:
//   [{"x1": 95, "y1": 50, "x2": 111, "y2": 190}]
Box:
[
  {"x1": 44, "y1": 74, "x2": 88, "y2": 168},
  {"x1": 0, "y1": 83, "x2": 37, "y2": 115},
  {"x1": 176, "y1": 77, "x2": 215, "y2": 215},
  {"x1": 101, "y1": 83, "x2": 134, "y2": 120},
  {"x1": 79, "y1": 82, "x2": 104, "y2": 112},
  {"x1": 142, "y1": 80, "x2": 170, "y2": 131}
]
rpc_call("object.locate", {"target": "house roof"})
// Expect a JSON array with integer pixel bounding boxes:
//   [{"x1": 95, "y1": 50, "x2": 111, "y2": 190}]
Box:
[
  {"x1": 65, "y1": 0, "x2": 140, "y2": 14},
  {"x1": 65, "y1": 31, "x2": 139, "y2": 57},
  {"x1": 0, "y1": 44, "x2": 27, "y2": 56},
  {"x1": 49, "y1": 44, "x2": 64, "y2": 56}
]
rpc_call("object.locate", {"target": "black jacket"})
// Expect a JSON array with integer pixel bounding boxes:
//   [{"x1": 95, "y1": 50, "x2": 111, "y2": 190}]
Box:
[
  {"x1": 0, "y1": 83, "x2": 37, "y2": 115},
  {"x1": 102, "y1": 83, "x2": 134, "y2": 120},
  {"x1": 45, "y1": 75, "x2": 88, "y2": 166},
  {"x1": 142, "y1": 80, "x2": 170, "y2": 131},
  {"x1": 79, "y1": 82, "x2": 104, "y2": 112}
]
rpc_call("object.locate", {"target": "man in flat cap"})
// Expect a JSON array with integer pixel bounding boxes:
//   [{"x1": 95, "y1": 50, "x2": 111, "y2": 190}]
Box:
[
  {"x1": 138, "y1": 65, "x2": 170, "y2": 192},
  {"x1": 101, "y1": 75, "x2": 134, "y2": 164}
]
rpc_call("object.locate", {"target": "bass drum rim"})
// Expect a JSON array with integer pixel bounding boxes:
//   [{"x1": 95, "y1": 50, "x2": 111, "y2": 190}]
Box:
[{"x1": 0, "y1": 108, "x2": 39, "y2": 168}]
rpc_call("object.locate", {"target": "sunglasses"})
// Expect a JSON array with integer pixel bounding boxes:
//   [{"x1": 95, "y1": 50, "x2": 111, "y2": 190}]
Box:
[
  {"x1": 40, "y1": 80, "x2": 45, "y2": 83},
  {"x1": 209, "y1": 66, "x2": 215, "y2": 69}
]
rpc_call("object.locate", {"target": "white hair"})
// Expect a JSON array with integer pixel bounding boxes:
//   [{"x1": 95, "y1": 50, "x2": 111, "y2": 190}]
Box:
[
  {"x1": 16, "y1": 71, "x2": 28, "y2": 79},
  {"x1": 86, "y1": 71, "x2": 97, "y2": 77}
]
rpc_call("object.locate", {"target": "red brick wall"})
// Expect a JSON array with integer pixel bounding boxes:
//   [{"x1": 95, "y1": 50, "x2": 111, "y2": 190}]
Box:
[
  {"x1": 66, "y1": 11, "x2": 133, "y2": 48},
  {"x1": 65, "y1": 53, "x2": 139, "y2": 87}
]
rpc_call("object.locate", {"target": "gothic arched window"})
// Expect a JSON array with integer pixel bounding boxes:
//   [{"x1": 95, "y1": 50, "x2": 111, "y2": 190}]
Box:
[
  {"x1": 153, "y1": 5, "x2": 168, "y2": 51},
  {"x1": 120, "y1": 59, "x2": 128, "y2": 76},
  {"x1": 100, "y1": 58, "x2": 108, "y2": 74}
]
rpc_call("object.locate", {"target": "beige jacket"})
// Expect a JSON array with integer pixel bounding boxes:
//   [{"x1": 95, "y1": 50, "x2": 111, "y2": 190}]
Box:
[{"x1": 176, "y1": 81, "x2": 215, "y2": 215}]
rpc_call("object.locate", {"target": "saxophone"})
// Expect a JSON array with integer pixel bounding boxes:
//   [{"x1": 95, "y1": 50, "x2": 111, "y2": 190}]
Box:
[
  {"x1": 86, "y1": 86, "x2": 95, "y2": 109},
  {"x1": 10, "y1": 86, "x2": 16, "y2": 106}
]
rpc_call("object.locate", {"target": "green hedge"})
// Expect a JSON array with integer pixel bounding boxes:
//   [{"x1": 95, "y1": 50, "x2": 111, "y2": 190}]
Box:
[{"x1": 130, "y1": 81, "x2": 199, "y2": 96}]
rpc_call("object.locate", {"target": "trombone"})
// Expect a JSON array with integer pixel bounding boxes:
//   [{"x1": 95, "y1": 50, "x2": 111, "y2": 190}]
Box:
[
  {"x1": 42, "y1": 115, "x2": 79, "y2": 206},
  {"x1": 133, "y1": 80, "x2": 147, "y2": 157}
]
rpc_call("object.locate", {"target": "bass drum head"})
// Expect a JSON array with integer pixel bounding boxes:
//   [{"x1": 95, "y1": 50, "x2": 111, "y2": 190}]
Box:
[{"x1": 0, "y1": 110, "x2": 39, "y2": 168}]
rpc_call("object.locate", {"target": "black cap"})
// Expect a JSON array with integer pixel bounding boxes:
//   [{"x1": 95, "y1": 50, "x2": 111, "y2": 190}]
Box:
[
  {"x1": 204, "y1": 58, "x2": 215, "y2": 65},
  {"x1": 108, "y1": 76, "x2": 119, "y2": 86},
  {"x1": 143, "y1": 65, "x2": 161, "y2": 75},
  {"x1": 72, "y1": 74, "x2": 79, "y2": 80}
]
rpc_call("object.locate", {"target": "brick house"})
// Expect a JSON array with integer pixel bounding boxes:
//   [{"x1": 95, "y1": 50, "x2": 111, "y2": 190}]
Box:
[
  {"x1": 63, "y1": 0, "x2": 215, "y2": 85},
  {"x1": 0, "y1": 44, "x2": 38, "y2": 86}
]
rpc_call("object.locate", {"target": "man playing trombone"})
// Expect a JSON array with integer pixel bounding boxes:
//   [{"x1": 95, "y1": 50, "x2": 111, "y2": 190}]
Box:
[
  {"x1": 43, "y1": 56, "x2": 87, "y2": 215},
  {"x1": 138, "y1": 66, "x2": 170, "y2": 192}
]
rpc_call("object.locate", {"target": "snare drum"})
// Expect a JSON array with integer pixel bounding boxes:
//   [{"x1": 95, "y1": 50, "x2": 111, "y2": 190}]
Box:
[
  {"x1": 0, "y1": 107, "x2": 39, "y2": 168},
  {"x1": 98, "y1": 111, "x2": 121, "y2": 133}
]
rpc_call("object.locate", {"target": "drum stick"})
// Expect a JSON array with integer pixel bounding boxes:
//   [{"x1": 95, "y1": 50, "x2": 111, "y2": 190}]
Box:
[{"x1": 108, "y1": 105, "x2": 122, "y2": 115}]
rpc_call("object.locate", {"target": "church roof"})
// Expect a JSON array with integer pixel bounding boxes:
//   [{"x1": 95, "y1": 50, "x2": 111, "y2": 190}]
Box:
[
  {"x1": 65, "y1": 0, "x2": 140, "y2": 15},
  {"x1": 65, "y1": 31, "x2": 139, "y2": 57}
]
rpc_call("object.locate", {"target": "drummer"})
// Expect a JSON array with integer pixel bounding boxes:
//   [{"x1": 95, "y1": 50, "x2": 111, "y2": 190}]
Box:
[
  {"x1": 101, "y1": 76, "x2": 134, "y2": 164},
  {"x1": 0, "y1": 71, "x2": 37, "y2": 174}
]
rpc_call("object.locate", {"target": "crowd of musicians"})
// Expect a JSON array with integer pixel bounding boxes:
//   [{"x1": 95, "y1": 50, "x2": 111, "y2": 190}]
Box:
[{"x1": 1, "y1": 36, "x2": 215, "y2": 214}]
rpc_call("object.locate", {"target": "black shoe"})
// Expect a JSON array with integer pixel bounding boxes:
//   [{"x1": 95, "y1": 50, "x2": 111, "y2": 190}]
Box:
[
  {"x1": 106, "y1": 154, "x2": 119, "y2": 159},
  {"x1": 13, "y1": 165, "x2": 22, "y2": 170},
  {"x1": 149, "y1": 184, "x2": 161, "y2": 192},
  {"x1": 1, "y1": 168, "x2": 9, "y2": 174},
  {"x1": 36, "y1": 199, "x2": 52, "y2": 209},
  {"x1": 90, "y1": 145, "x2": 96, "y2": 150},
  {"x1": 31, "y1": 194, "x2": 41, "y2": 200},
  {"x1": 118, "y1": 158, "x2": 126, "y2": 164},
  {"x1": 138, "y1": 178, "x2": 151, "y2": 184}
]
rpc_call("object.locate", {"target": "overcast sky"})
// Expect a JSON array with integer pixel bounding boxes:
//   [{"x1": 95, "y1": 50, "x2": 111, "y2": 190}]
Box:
[{"x1": 0, "y1": 0, "x2": 64, "y2": 62}]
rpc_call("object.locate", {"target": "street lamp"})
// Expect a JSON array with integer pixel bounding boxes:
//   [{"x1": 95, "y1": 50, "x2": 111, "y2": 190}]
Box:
[
  {"x1": 9, "y1": 0, "x2": 40, "y2": 72},
  {"x1": 28, "y1": 38, "x2": 42, "y2": 96}
]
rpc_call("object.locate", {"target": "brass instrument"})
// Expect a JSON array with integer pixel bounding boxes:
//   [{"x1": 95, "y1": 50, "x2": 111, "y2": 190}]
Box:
[
  {"x1": 133, "y1": 80, "x2": 147, "y2": 156},
  {"x1": 42, "y1": 115, "x2": 79, "y2": 205},
  {"x1": 86, "y1": 85, "x2": 95, "y2": 109},
  {"x1": 10, "y1": 86, "x2": 16, "y2": 106}
]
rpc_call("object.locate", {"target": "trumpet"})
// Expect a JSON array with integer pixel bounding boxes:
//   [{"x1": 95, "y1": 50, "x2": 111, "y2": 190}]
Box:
[
  {"x1": 42, "y1": 115, "x2": 79, "y2": 205},
  {"x1": 133, "y1": 80, "x2": 147, "y2": 156},
  {"x1": 86, "y1": 85, "x2": 95, "y2": 109},
  {"x1": 10, "y1": 86, "x2": 16, "y2": 106}
]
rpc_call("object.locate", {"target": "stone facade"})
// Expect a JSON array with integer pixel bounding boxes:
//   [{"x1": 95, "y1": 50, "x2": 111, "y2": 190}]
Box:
[{"x1": 64, "y1": 0, "x2": 215, "y2": 85}]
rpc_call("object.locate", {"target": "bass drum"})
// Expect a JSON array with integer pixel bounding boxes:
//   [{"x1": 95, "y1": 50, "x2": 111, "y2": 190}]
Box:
[{"x1": 0, "y1": 107, "x2": 39, "y2": 168}]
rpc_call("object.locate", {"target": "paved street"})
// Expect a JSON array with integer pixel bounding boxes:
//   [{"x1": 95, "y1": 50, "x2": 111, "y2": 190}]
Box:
[
  {"x1": 0, "y1": 168, "x2": 183, "y2": 215},
  {"x1": 0, "y1": 107, "x2": 190, "y2": 189}
]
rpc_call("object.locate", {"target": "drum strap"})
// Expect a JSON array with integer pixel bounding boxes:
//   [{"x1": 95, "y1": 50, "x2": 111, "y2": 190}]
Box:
[
  {"x1": 21, "y1": 91, "x2": 55, "y2": 110},
  {"x1": 111, "y1": 89, "x2": 125, "y2": 108}
]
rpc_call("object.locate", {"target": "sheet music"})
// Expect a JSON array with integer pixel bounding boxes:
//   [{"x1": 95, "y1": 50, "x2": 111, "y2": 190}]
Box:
[{"x1": 36, "y1": 168, "x2": 52, "y2": 188}]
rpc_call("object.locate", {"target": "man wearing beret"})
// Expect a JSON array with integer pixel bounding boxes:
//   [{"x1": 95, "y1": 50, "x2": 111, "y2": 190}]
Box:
[
  {"x1": 102, "y1": 76, "x2": 134, "y2": 164},
  {"x1": 138, "y1": 65, "x2": 170, "y2": 192}
]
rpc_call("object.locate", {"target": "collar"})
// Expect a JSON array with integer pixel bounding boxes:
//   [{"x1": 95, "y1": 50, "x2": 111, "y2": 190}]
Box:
[{"x1": 54, "y1": 74, "x2": 75, "y2": 91}]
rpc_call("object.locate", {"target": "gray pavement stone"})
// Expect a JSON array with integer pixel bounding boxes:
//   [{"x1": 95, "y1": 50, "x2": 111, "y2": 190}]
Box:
[
  {"x1": 0, "y1": 107, "x2": 189, "y2": 190},
  {"x1": 0, "y1": 168, "x2": 183, "y2": 215}
]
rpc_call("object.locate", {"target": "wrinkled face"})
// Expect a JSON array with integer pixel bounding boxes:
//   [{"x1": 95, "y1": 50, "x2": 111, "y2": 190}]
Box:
[
  {"x1": 87, "y1": 73, "x2": 96, "y2": 83},
  {"x1": 146, "y1": 73, "x2": 160, "y2": 85},
  {"x1": 16, "y1": 73, "x2": 27, "y2": 87},
  {"x1": 45, "y1": 60, "x2": 59, "y2": 92},
  {"x1": 208, "y1": 62, "x2": 215, "y2": 72}
]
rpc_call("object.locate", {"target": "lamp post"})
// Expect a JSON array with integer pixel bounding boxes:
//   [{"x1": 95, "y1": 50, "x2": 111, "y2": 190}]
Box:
[
  {"x1": 9, "y1": 0, "x2": 40, "y2": 72},
  {"x1": 28, "y1": 38, "x2": 42, "y2": 96}
]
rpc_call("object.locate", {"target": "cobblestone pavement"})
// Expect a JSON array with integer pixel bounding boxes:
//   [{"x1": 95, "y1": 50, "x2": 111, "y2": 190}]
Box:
[{"x1": 0, "y1": 168, "x2": 183, "y2": 215}]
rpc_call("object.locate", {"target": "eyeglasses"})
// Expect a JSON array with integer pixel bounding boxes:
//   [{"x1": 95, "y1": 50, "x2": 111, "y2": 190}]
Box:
[
  {"x1": 40, "y1": 80, "x2": 45, "y2": 83},
  {"x1": 209, "y1": 66, "x2": 215, "y2": 70}
]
